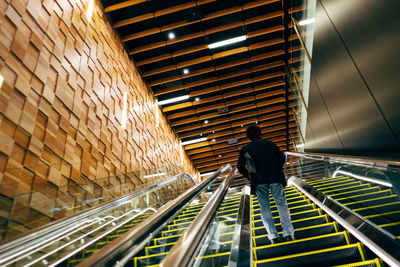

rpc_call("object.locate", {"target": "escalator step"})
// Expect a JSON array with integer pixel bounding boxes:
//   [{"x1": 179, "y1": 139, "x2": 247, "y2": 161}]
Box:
[
  {"x1": 333, "y1": 258, "x2": 383, "y2": 267},
  {"x1": 379, "y1": 222, "x2": 400, "y2": 236},
  {"x1": 345, "y1": 195, "x2": 398, "y2": 210},
  {"x1": 354, "y1": 201, "x2": 400, "y2": 216},
  {"x1": 336, "y1": 190, "x2": 393, "y2": 204},
  {"x1": 254, "y1": 231, "x2": 349, "y2": 260},
  {"x1": 365, "y1": 210, "x2": 400, "y2": 225},
  {"x1": 253, "y1": 209, "x2": 321, "y2": 228},
  {"x1": 253, "y1": 222, "x2": 338, "y2": 247},
  {"x1": 327, "y1": 187, "x2": 381, "y2": 198},
  {"x1": 252, "y1": 204, "x2": 316, "y2": 221},
  {"x1": 133, "y1": 252, "x2": 168, "y2": 267},
  {"x1": 314, "y1": 181, "x2": 362, "y2": 191},
  {"x1": 196, "y1": 251, "x2": 230, "y2": 266},
  {"x1": 254, "y1": 243, "x2": 364, "y2": 267},
  {"x1": 253, "y1": 215, "x2": 329, "y2": 236},
  {"x1": 322, "y1": 184, "x2": 372, "y2": 195}
]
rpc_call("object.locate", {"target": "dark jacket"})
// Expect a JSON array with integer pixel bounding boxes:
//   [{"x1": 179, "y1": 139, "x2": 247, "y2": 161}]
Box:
[{"x1": 237, "y1": 138, "x2": 286, "y2": 194}]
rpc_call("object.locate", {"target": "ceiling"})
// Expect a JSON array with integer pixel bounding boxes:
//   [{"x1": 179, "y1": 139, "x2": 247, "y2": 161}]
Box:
[{"x1": 99, "y1": 0, "x2": 304, "y2": 175}]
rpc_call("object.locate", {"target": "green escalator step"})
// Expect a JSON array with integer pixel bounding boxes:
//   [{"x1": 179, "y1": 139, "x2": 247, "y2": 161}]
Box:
[
  {"x1": 254, "y1": 243, "x2": 364, "y2": 267},
  {"x1": 254, "y1": 231, "x2": 349, "y2": 261}
]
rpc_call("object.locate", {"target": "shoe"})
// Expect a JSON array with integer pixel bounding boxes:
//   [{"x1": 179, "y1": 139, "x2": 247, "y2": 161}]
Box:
[
  {"x1": 284, "y1": 235, "x2": 296, "y2": 242},
  {"x1": 270, "y1": 237, "x2": 280, "y2": 244}
]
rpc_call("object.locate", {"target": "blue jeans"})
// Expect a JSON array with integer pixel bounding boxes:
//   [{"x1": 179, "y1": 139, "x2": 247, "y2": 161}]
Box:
[{"x1": 255, "y1": 183, "x2": 294, "y2": 240}]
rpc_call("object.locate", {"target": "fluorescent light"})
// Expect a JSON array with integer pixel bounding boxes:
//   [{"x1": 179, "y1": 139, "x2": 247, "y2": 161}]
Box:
[
  {"x1": 183, "y1": 68, "x2": 189, "y2": 74},
  {"x1": 204, "y1": 120, "x2": 209, "y2": 124},
  {"x1": 332, "y1": 170, "x2": 392, "y2": 188},
  {"x1": 211, "y1": 138, "x2": 216, "y2": 142},
  {"x1": 181, "y1": 137, "x2": 207, "y2": 146},
  {"x1": 143, "y1": 172, "x2": 166, "y2": 178},
  {"x1": 195, "y1": 97, "x2": 200, "y2": 101},
  {"x1": 296, "y1": 144, "x2": 304, "y2": 148},
  {"x1": 86, "y1": 0, "x2": 94, "y2": 22},
  {"x1": 200, "y1": 172, "x2": 214, "y2": 177},
  {"x1": 168, "y1": 32, "x2": 175, "y2": 39},
  {"x1": 299, "y1": 18, "x2": 315, "y2": 26},
  {"x1": 158, "y1": 95, "x2": 189, "y2": 105},
  {"x1": 208, "y1": 35, "x2": 247, "y2": 49},
  {"x1": 0, "y1": 74, "x2": 3, "y2": 88}
]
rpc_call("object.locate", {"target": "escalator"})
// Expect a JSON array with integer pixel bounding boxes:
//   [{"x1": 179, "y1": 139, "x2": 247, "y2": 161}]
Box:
[
  {"x1": 1, "y1": 153, "x2": 400, "y2": 267},
  {"x1": 132, "y1": 194, "x2": 240, "y2": 266},
  {"x1": 252, "y1": 185, "x2": 382, "y2": 266},
  {"x1": 306, "y1": 176, "x2": 400, "y2": 239}
]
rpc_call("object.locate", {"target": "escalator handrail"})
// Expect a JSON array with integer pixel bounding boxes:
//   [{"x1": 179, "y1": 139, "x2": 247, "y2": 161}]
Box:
[
  {"x1": 159, "y1": 168, "x2": 238, "y2": 267},
  {"x1": 0, "y1": 172, "x2": 194, "y2": 264},
  {"x1": 78, "y1": 164, "x2": 232, "y2": 267},
  {"x1": 285, "y1": 151, "x2": 400, "y2": 167}
]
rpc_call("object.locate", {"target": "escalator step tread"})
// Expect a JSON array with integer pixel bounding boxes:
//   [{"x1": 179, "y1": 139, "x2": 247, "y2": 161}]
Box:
[
  {"x1": 254, "y1": 231, "x2": 349, "y2": 260},
  {"x1": 333, "y1": 258, "x2": 382, "y2": 267},
  {"x1": 254, "y1": 243, "x2": 363, "y2": 267}
]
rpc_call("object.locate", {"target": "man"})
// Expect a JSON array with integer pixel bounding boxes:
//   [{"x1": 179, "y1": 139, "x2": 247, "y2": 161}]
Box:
[{"x1": 237, "y1": 125, "x2": 294, "y2": 244}]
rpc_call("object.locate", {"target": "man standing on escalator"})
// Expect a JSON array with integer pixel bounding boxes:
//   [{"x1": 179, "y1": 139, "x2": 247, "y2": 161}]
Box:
[{"x1": 237, "y1": 125, "x2": 295, "y2": 244}]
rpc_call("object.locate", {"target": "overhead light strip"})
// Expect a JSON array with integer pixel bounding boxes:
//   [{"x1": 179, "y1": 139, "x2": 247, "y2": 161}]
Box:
[
  {"x1": 181, "y1": 137, "x2": 207, "y2": 146},
  {"x1": 208, "y1": 35, "x2": 247, "y2": 49},
  {"x1": 199, "y1": 172, "x2": 214, "y2": 177},
  {"x1": 158, "y1": 95, "x2": 189, "y2": 105},
  {"x1": 298, "y1": 18, "x2": 315, "y2": 26},
  {"x1": 143, "y1": 172, "x2": 166, "y2": 178}
]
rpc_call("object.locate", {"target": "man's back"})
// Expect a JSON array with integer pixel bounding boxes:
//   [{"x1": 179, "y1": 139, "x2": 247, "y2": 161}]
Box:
[{"x1": 237, "y1": 138, "x2": 285, "y2": 185}]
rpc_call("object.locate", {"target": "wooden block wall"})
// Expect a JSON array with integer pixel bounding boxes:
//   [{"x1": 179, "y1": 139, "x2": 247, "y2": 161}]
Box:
[{"x1": 0, "y1": 0, "x2": 197, "y2": 237}]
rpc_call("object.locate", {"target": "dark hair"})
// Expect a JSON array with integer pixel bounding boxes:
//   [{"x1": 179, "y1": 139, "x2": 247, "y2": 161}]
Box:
[{"x1": 246, "y1": 125, "x2": 261, "y2": 141}]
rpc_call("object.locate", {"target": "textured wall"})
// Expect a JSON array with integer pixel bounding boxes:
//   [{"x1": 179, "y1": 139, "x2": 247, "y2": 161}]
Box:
[
  {"x1": 0, "y1": 0, "x2": 197, "y2": 237},
  {"x1": 305, "y1": 0, "x2": 400, "y2": 159}
]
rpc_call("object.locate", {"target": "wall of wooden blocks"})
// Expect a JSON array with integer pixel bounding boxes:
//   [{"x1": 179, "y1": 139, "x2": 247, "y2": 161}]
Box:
[{"x1": 0, "y1": 0, "x2": 197, "y2": 238}]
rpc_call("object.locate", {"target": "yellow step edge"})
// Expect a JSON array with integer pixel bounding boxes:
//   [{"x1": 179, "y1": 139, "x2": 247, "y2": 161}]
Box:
[
  {"x1": 175, "y1": 211, "x2": 238, "y2": 223},
  {"x1": 197, "y1": 251, "x2": 230, "y2": 259},
  {"x1": 321, "y1": 184, "x2": 372, "y2": 194},
  {"x1": 335, "y1": 190, "x2": 392, "y2": 201},
  {"x1": 145, "y1": 241, "x2": 177, "y2": 256},
  {"x1": 344, "y1": 195, "x2": 397, "y2": 206},
  {"x1": 252, "y1": 221, "x2": 339, "y2": 247},
  {"x1": 379, "y1": 221, "x2": 400, "y2": 228},
  {"x1": 310, "y1": 178, "x2": 358, "y2": 188},
  {"x1": 253, "y1": 231, "x2": 348, "y2": 259},
  {"x1": 251, "y1": 204, "x2": 316, "y2": 218},
  {"x1": 252, "y1": 199, "x2": 309, "y2": 212},
  {"x1": 328, "y1": 186, "x2": 381, "y2": 197},
  {"x1": 252, "y1": 208, "x2": 321, "y2": 225},
  {"x1": 253, "y1": 243, "x2": 360, "y2": 266},
  {"x1": 333, "y1": 258, "x2": 383, "y2": 267},
  {"x1": 309, "y1": 178, "x2": 355, "y2": 187},
  {"x1": 357, "y1": 242, "x2": 366, "y2": 261},
  {"x1": 133, "y1": 251, "x2": 168, "y2": 265},
  {"x1": 252, "y1": 215, "x2": 328, "y2": 234},
  {"x1": 307, "y1": 176, "x2": 350, "y2": 184},
  {"x1": 161, "y1": 224, "x2": 235, "y2": 237},
  {"x1": 314, "y1": 181, "x2": 362, "y2": 191},
  {"x1": 353, "y1": 201, "x2": 400, "y2": 211},
  {"x1": 364, "y1": 210, "x2": 400, "y2": 219}
]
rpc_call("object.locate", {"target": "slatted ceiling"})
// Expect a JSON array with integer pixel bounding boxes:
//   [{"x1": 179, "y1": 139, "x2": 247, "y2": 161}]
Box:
[{"x1": 100, "y1": 0, "x2": 302, "y2": 174}]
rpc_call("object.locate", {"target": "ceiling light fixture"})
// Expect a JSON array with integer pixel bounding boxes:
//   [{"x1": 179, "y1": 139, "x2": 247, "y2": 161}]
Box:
[
  {"x1": 183, "y1": 68, "x2": 189, "y2": 74},
  {"x1": 208, "y1": 35, "x2": 247, "y2": 49},
  {"x1": 212, "y1": 138, "x2": 216, "y2": 142},
  {"x1": 168, "y1": 32, "x2": 176, "y2": 39},
  {"x1": 195, "y1": 97, "x2": 200, "y2": 101},
  {"x1": 181, "y1": 137, "x2": 207, "y2": 146},
  {"x1": 199, "y1": 172, "x2": 214, "y2": 177},
  {"x1": 158, "y1": 95, "x2": 189, "y2": 105},
  {"x1": 204, "y1": 120, "x2": 209, "y2": 124},
  {"x1": 298, "y1": 18, "x2": 315, "y2": 26},
  {"x1": 144, "y1": 172, "x2": 166, "y2": 178},
  {"x1": 0, "y1": 74, "x2": 3, "y2": 88}
]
